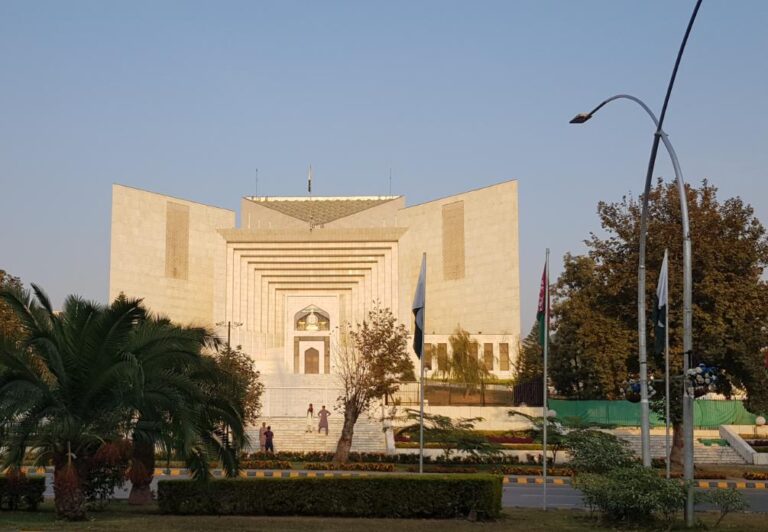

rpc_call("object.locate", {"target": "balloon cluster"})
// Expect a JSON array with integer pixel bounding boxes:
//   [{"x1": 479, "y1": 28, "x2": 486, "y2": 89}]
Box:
[
  {"x1": 623, "y1": 375, "x2": 657, "y2": 403},
  {"x1": 686, "y1": 363, "x2": 720, "y2": 398}
]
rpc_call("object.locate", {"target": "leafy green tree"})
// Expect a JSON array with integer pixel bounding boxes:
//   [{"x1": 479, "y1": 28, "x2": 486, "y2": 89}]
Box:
[
  {"x1": 550, "y1": 254, "x2": 634, "y2": 399},
  {"x1": 332, "y1": 305, "x2": 414, "y2": 464},
  {"x1": 516, "y1": 323, "x2": 544, "y2": 384},
  {"x1": 551, "y1": 180, "x2": 768, "y2": 415},
  {"x1": 0, "y1": 270, "x2": 22, "y2": 342},
  {"x1": 447, "y1": 327, "x2": 489, "y2": 394},
  {"x1": 212, "y1": 344, "x2": 264, "y2": 436}
]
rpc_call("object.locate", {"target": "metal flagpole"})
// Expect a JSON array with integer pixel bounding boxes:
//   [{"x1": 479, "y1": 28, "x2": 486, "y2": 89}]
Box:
[
  {"x1": 664, "y1": 250, "x2": 671, "y2": 480},
  {"x1": 543, "y1": 249, "x2": 549, "y2": 510},
  {"x1": 419, "y1": 253, "x2": 426, "y2": 475},
  {"x1": 308, "y1": 165, "x2": 314, "y2": 231}
]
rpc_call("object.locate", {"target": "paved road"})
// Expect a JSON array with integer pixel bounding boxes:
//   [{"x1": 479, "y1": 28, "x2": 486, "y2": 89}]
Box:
[
  {"x1": 503, "y1": 483, "x2": 768, "y2": 512},
  {"x1": 503, "y1": 484, "x2": 584, "y2": 509}
]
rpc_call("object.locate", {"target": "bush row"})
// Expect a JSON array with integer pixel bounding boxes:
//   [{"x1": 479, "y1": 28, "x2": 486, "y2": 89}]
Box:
[
  {"x1": 239, "y1": 460, "x2": 292, "y2": 470},
  {"x1": 303, "y1": 462, "x2": 395, "y2": 472},
  {"x1": 405, "y1": 466, "x2": 480, "y2": 474},
  {"x1": 0, "y1": 474, "x2": 45, "y2": 511},
  {"x1": 158, "y1": 475, "x2": 502, "y2": 519},
  {"x1": 492, "y1": 465, "x2": 573, "y2": 477},
  {"x1": 744, "y1": 471, "x2": 768, "y2": 480},
  {"x1": 242, "y1": 451, "x2": 525, "y2": 465}
]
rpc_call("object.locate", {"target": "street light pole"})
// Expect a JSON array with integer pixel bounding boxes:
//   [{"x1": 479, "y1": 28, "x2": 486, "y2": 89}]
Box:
[
  {"x1": 570, "y1": 4, "x2": 702, "y2": 526},
  {"x1": 570, "y1": 93, "x2": 694, "y2": 519},
  {"x1": 215, "y1": 321, "x2": 243, "y2": 347}
]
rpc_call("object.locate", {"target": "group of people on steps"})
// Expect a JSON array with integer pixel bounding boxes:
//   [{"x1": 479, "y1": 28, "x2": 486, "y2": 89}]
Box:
[{"x1": 258, "y1": 403, "x2": 331, "y2": 453}]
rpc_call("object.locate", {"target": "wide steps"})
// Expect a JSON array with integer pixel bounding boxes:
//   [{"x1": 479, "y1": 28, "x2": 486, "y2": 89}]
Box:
[
  {"x1": 615, "y1": 431, "x2": 746, "y2": 464},
  {"x1": 247, "y1": 417, "x2": 386, "y2": 453}
]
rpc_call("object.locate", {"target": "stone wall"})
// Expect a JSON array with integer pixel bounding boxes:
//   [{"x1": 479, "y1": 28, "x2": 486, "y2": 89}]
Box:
[
  {"x1": 109, "y1": 184, "x2": 235, "y2": 327},
  {"x1": 396, "y1": 180, "x2": 520, "y2": 340}
]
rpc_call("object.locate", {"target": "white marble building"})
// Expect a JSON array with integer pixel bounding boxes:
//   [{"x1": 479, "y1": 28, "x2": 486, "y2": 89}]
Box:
[{"x1": 109, "y1": 181, "x2": 520, "y2": 417}]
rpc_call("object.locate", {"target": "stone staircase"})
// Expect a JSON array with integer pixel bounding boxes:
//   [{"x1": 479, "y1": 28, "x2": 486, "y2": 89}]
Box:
[
  {"x1": 614, "y1": 428, "x2": 746, "y2": 464},
  {"x1": 246, "y1": 416, "x2": 386, "y2": 453}
]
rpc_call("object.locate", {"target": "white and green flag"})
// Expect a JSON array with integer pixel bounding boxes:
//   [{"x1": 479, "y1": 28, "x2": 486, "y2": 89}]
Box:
[{"x1": 653, "y1": 250, "x2": 668, "y2": 356}]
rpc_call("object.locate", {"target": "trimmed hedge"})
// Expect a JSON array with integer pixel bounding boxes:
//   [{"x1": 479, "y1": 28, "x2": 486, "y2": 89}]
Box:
[
  {"x1": 0, "y1": 475, "x2": 45, "y2": 511},
  {"x1": 158, "y1": 475, "x2": 502, "y2": 519},
  {"x1": 303, "y1": 462, "x2": 395, "y2": 472}
]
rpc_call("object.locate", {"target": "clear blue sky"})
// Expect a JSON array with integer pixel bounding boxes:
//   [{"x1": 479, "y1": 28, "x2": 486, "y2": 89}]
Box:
[{"x1": 1, "y1": 1, "x2": 767, "y2": 333}]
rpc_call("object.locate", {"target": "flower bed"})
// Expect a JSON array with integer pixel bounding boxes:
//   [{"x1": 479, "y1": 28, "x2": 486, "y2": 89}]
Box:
[
  {"x1": 492, "y1": 465, "x2": 573, "y2": 477},
  {"x1": 395, "y1": 431, "x2": 533, "y2": 445},
  {"x1": 395, "y1": 442, "x2": 549, "y2": 451},
  {"x1": 303, "y1": 462, "x2": 395, "y2": 472},
  {"x1": 738, "y1": 436, "x2": 768, "y2": 453},
  {"x1": 405, "y1": 466, "x2": 480, "y2": 474},
  {"x1": 744, "y1": 471, "x2": 768, "y2": 480},
  {"x1": 239, "y1": 460, "x2": 292, "y2": 470}
]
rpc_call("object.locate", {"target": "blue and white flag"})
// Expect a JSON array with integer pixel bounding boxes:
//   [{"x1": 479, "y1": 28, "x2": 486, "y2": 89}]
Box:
[{"x1": 412, "y1": 254, "x2": 426, "y2": 358}]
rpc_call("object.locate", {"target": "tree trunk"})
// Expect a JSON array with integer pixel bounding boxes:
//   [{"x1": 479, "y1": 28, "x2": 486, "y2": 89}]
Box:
[
  {"x1": 332, "y1": 407, "x2": 358, "y2": 464},
  {"x1": 53, "y1": 459, "x2": 86, "y2": 520},
  {"x1": 128, "y1": 439, "x2": 155, "y2": 505},
  {"x1": 670, "y1": 421, "x2": 684, "y2": 467}
]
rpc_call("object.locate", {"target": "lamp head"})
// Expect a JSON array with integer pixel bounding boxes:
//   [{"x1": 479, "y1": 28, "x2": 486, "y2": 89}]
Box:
[{"x1": 569, "y1": 112, "x2": 592, "y2": 124}]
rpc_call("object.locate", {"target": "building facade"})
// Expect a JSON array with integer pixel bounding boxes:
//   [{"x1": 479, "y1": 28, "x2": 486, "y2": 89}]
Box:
[{"x1": 109, "y1": 181, "x2": 520, "y2": 417}]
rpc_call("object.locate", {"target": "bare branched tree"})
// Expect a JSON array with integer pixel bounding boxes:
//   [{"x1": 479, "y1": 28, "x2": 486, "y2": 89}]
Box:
[{"x1": 332, "y1": 304, "x2": 414, "y2": 464}]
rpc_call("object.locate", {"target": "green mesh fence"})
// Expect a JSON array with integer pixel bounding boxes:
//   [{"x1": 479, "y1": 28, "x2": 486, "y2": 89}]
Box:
[{"x1": 548, "y1": 399, "x2": 756, "y2": 428}]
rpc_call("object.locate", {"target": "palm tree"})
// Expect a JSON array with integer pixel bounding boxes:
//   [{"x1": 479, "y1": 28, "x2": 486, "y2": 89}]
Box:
[
  {"x1": 126, "y1": 318, "x2": 247, "y2": 503},
  {"x1": 0, "y1": 286, "x2": 250, "y2": 516},
  {"x1": 0, "y1": 286, "x2": 145, "y2": 519}
]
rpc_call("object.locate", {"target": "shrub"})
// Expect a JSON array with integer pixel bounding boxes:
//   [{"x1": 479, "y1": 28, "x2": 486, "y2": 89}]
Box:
[
  {"x1": 239, "y1": 460, "x2": 292, "y2": 470},
  {"x1": 243, "y1": 450, "x2": 524, "y2": 466},
  {"x1": 704, "y1": 488, "x2": 749, "y2": 527},
  {"x1": 406, "y1": 466, "x2": 479, "y2": 474},
  {"x1": 158, "y1": 475, "x2": 502, "y2": 519},
  {"x1": 304, "y1": 462, "x2": 395, "y2": 472},
  {"x1": 575, "y1": 466, "x2": 685, "y2": 524},
  {"x1": 564, "y1": 430, "x2": 636, "y2": 474},
  {"x1": 0, "y1": 473, "x2": 45, "y2": 511},
  {"x1": 491, "y1": 466, "x2": 573, "y2": 477},
  {"x1": 743, "y1": 471, "x2": 768, "y2": 480}
]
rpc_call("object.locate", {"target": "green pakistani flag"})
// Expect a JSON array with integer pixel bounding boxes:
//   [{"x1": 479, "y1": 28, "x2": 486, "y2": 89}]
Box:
[
  {"x1": 653, "y1": 250, "x2": 669, "y2": 356},
  {"x1": 537, "y1": 262, "x2": 548, "y2": 346}
]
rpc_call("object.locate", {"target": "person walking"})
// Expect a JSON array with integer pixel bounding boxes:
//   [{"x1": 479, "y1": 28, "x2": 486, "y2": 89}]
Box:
[
  {"x1": 258, "y1": 422, "x2": 267, "y2": 452},
  {"x1": 264, "y1": 425, "x2": 274, "y2": 453},
  {"x1": 306, "y1": 403, "x2": 314, "y2": 433},
  {"x1": 318, "y1": 405, "x2": 331, "y2": 436}
]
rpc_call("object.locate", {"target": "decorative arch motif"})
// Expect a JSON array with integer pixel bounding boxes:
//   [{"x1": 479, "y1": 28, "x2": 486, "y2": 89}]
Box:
[{"x1": 294, "y1": 305, "x2": 330, "y2": 332}]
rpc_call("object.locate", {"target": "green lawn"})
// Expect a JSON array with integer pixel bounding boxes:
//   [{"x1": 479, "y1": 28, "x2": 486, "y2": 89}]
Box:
[{"x1": 0, "y1": 502, "x2": 764, "y2": 531}]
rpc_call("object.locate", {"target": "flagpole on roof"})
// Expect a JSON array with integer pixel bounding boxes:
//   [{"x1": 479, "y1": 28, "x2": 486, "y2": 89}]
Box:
[{"x1": 308, "y1": 165, "x2": 314, "y2": 231}]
